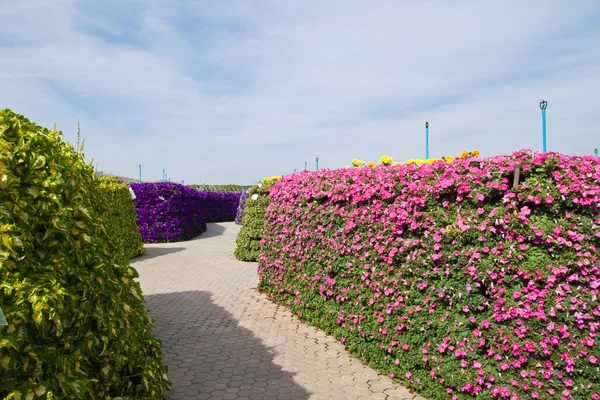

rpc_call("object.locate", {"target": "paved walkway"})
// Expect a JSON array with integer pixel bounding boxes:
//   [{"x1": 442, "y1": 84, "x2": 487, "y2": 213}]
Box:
[{"x1": 133, "y1": 222, "x2": 425, "y2": 400}]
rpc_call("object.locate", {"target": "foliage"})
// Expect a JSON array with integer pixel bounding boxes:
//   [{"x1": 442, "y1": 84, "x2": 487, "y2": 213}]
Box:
[
  {"x1": 234, "y1": 177, "x2": 280, "y2": 261},
  {"x1": 259, "y1": 150, "x2": 600, "y2": 400},
  {"x1": 195, "y1": 191, "x2": 242, "y2": 223},
  {"x1": 188, "y1": 184, "x2": 249, "y2": 193},
  {"x1": 91, "y1": 176, "x2": 144, "y2": 262},
  {"x1": 235, "y1": 188, "x2": 251, "y2": 225},
  {"x1": 0, "y1": 109, "x2": 170, "y2": 399},
  {"x1": 130, "y1": 182, "x2": 207, "y2": 243}
]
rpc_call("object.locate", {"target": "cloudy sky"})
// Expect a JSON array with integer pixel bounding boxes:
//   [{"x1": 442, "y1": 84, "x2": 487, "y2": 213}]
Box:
[{"x1": 1, "y1": 1, "x2": 599, "y2": 184}]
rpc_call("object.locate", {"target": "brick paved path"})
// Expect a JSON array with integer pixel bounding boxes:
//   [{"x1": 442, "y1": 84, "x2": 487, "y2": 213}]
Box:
[{"x1": 133, "y1": 222, "x2": 425, "y2": 400}]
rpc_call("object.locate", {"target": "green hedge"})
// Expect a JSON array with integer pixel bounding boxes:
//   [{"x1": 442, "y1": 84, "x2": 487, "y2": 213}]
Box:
[
  {"x1": 234, "y1": 178, "x2": 279, "y2": 262},
  {"x1": 188, "y1": 184, "x2": 249, "y2": 192},
  {"x1": 0, "y1": 109, "x2": 170, "y2": 399},
  {"x1": 92, "y1": 176, "x2": 145, "y2": 263}
]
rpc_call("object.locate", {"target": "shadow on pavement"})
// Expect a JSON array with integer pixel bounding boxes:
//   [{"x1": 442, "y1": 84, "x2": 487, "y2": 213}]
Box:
[
  {"x1": 198, "y1": 223, "x2": 227, "y2": 239},
  {"x1": 132, "y1": 247, "x2": 186, "y2": 262},
  {"x1": 146, "y1": 291, "x2": 310, "y2": 400}
]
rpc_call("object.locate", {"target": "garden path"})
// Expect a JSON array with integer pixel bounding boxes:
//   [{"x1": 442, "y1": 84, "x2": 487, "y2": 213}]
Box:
[{"x1": 133, "y1": 222, "x2": 426, "y2": 400}]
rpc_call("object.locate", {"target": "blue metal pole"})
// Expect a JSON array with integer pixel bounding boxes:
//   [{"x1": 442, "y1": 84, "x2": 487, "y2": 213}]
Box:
[
  {"x1": 425, "y1": 121, "x2": 429, "y2": 159},
  {"x1": 595, "y1": 148, "x2": 598, "y2": 158},
  {"x1": 139, "y1": 164, "x2": 142, "y2": 183},
  {"x1": 316, "y1": 157, "x2": 319, "y2": 170},
  {"x1": 305, "y1": 161, "x2": 307, "y2": 169},
  {"x1": 540, "y1": 100, "x2": 548, "y2": 153}
]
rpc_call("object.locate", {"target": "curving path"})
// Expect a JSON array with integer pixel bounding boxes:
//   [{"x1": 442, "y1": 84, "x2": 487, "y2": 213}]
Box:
[{"x1": 133, "y1": 222, "x2": 426, "y2": 400}]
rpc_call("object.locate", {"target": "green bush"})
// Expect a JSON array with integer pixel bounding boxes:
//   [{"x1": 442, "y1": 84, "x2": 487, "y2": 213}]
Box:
[
  {"x1": 0, "y1": 109, "x2": 170, "y2": 399},
  {"x1": 234, "y1": 177, "x2": 279, "y2": 261},
  {"x1": 92, "y1": 176, "x2": 144, "y2": 263}
]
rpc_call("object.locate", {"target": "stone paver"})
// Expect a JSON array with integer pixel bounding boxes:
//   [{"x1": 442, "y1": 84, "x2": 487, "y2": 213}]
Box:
[{"x1": 133, "y1": 222, "x2": 425, "y2": 400}]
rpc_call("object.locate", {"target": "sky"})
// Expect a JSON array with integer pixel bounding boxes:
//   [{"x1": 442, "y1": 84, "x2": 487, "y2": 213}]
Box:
[{"x1": 1, "y1": 1, "x2": 599, "y2": 185}]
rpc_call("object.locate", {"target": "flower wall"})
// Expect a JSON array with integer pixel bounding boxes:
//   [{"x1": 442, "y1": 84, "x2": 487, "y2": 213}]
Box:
[
  {"x1": 258, "y1": 151, "x2": 600, "y2": 400},
  {"x1": 196, "y1": 191, "x2": 242, "y2": 223},
  {"x1": 130, "y1": 182, "x2": 207, "y2": 243},
  {"x1": 235, "y1": 188, "x2": 251, "y2": 225}
]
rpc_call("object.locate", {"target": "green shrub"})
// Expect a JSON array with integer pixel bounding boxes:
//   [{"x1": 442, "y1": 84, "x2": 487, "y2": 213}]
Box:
[
  {"x1": 234, "y1": 177, "x2": 279, "y2": 261},
  {"x1": 0, "y1": 109, "x2": 170, "y2": 399},
  {"x1": 92, "y1": 176, "x2": 144, "y2": 263}
]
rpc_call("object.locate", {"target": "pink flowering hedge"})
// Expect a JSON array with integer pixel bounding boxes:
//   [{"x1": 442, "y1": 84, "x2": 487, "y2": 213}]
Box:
[{"x1": 258, "y1": 150, "x2": 600, "y2": 400}]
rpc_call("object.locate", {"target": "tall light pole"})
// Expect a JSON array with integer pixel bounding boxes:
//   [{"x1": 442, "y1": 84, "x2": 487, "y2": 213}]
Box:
[
  {"x1": 595, "y1": 148, "x2": 598, "y2": 158},
  {"x1": 139, "y1": 164, "x2": 142, "y2": 183},
  {"x1": 305, "y1": 161, "x2": 307, "y2": 170},
  {"x1": 425, "y1": 121, "x2": 429, "y2": 159},
  {"x1": 540, "y1": 100, "x2": 548, "y2": 153},
  {"x1": 316, "y1": 157, "x2": 319, "y2": 170}
]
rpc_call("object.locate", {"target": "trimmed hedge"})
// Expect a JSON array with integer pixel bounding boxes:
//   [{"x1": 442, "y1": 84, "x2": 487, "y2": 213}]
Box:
[
  {"x1": 188, "y1": 184, "x2": 249, "y2": 192},
  {"x1": 234, "y1": 178, "x2": 279, "y2": 261},
  {"x1": 91, "y1": 176, "x2": 145, "y2": 262},
  {"x1": 259, "y1": 151, "x2": 600, "y2": 400},
  {"x1": 235, "y1": 188, "x2": 250, "y2": 225},
  {"x1": 0, "y1": 109, "x2": 170, "y2": 399},
  {"x1": 130, "y1": 182, "x2": 207, "y2": 243},
  {"x1": 196, "y1": 191, "x2": 242, "y2": 223}
]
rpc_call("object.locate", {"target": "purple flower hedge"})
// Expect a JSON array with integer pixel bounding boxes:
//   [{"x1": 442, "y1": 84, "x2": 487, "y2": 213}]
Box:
[
  {"x1": 258, "y1": 150, "x2": 600, "y2": 400},
  {"x1": 235, "y1": 188, "x2": 251, "y2": 225},
  {"x1": 196, "y1": 191, "x2": 242, "y2": 223},
  {"x1": 130, "y1": 182, "x2": 207, "y2": 243}
]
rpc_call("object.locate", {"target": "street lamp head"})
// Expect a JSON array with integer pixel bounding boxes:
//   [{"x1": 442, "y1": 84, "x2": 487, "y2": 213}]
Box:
[
  {"x1": 595, "y1": 148, "x2": 598, "y2": 156},
  {"x1": 425, "y1": 121, "x2": 429, "y2": 128},
  {"x1": 316, "y1": 157, "x2": 319, "y2": 161},
  {"x1": 539, "y1": 100, "x2": 547, "y2": 110}
]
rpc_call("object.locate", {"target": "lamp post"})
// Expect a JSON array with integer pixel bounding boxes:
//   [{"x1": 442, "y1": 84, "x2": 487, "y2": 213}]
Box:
[
  {"x1": 595, "y1": 148, "x2": 598, "y2": 158},
  {"x1": 139, "y1": 164, "x2": 142, "y2": 183},
  {"x1": 305, "y1": 161, "x2": 307, "y2": 170},
  {"x1": 425, "y1": 121, "x2": 429, "y2": 159},
  {"x1": 540, "y1": 100, "x2": 548, "y2": 153},
  {"x1": 316, "y1": 157, "x2": 319, "y2": 170}
]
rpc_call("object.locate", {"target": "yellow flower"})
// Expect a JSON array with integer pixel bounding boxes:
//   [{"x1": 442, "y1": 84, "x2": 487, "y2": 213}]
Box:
[
  {"x1": 367, "y1": 161, "x2": 375, "y2": 167},
  {"x1": 351, "y1": 158, "x2": 365, "y2": 167},
  {"x1": 472, "y1": 149, "x2": 480, "y2": 157},
  {"x1": 459, "y1": 151, "x2": 468, "y2": 159},
  {"x1": 443, "y1": 156, "x2": 455, "y2": 163},
  {"x1": 391, "y1": 162, "x2": 399, "y2": 166},
  {"x1": 345, "y1": 165, "x2": 350, "y2": 169},
  {"x1": 380, "y1": 155, "x2": 393, "y2": 165}
]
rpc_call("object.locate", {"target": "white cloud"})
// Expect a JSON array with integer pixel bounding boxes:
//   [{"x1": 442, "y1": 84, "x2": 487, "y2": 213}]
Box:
[{"x1": 1, "y1": 0, "x2": 599, "y2": 183}]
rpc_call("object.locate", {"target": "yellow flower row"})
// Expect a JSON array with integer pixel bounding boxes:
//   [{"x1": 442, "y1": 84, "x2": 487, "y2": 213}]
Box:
[
  {"x1": 347, "y1": 150, "x2": 481, "y2": 169},
  {"x1": 263, "y1": 176, "x2": 281, "y2": 182}
]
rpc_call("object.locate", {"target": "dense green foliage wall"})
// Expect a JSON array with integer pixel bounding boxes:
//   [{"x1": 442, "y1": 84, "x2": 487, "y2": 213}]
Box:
[
  {"x1": 92, "y1": 176, "x2": 145, "y2": 263},
  {"x1": 234, "y1": 178, "x2": 279, "y2": 262},
  {"x1": 0, "y1": 110, "x2": 170, "y2": 399}
]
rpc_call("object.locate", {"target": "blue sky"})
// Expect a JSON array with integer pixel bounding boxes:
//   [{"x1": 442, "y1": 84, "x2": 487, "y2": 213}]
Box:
[{"x1": 1, "y1": 0, "x2": 600, "y2": 184}]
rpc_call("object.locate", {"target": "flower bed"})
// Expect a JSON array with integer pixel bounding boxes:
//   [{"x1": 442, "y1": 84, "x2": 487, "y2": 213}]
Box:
[
  {"x1": 130, "y1": 182, "x2": 207, "y2": 243},
  {"x1": 258, "y1": 151, "x2": 600, "y2": 400}
]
